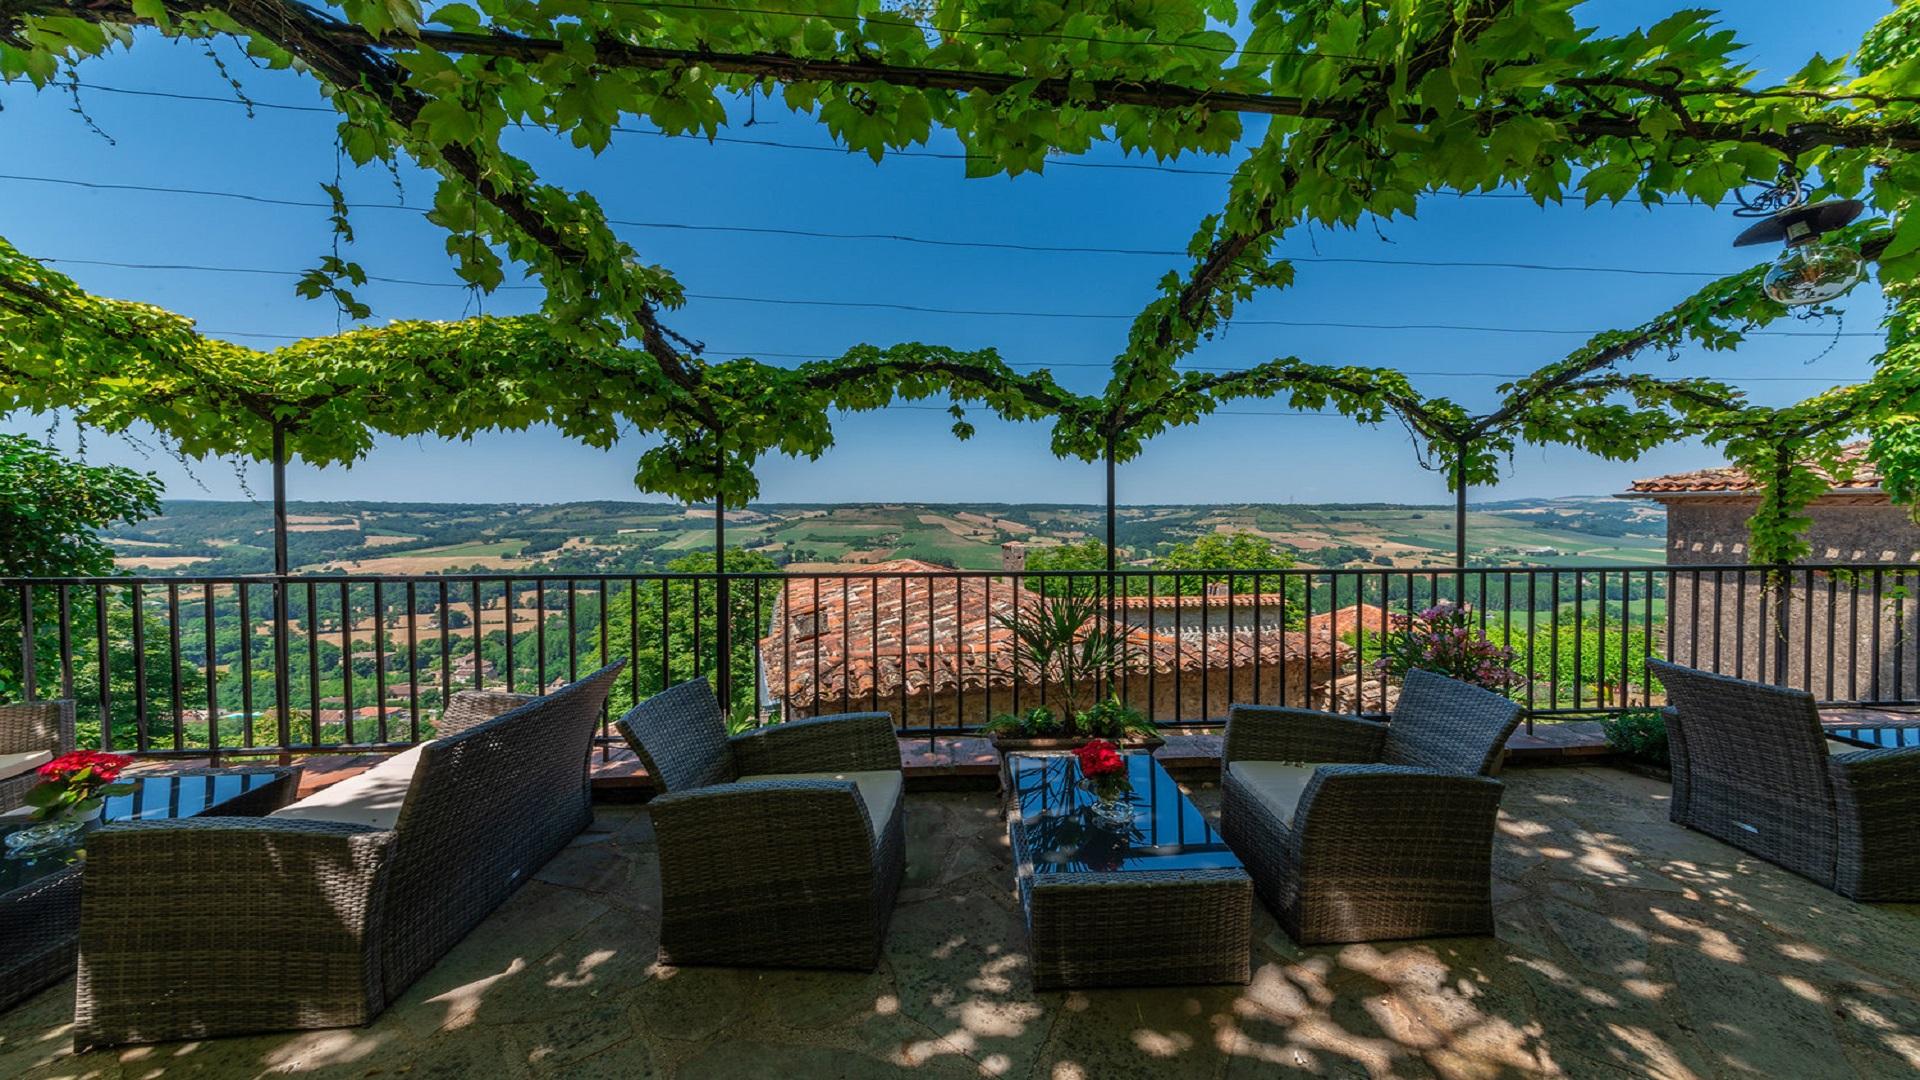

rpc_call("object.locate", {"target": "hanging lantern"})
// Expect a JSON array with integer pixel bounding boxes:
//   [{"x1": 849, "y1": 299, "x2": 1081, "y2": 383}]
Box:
[{"x1": 1731, "y1": 180, "x2": 1865, "y2": 307}]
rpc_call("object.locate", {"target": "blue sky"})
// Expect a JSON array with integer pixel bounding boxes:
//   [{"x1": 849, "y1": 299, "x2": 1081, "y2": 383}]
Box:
[{"x1": 0, "y1": 0, "x2": 1897, "y2": 506}]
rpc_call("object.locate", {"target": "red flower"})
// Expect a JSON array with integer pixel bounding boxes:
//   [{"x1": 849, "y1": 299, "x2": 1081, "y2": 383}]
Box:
[
  {"x1": 1074, "y1": 739, "x2": 1127, "y2": 778},
  {"x1": 38, "y1": 750, "x2": 132, "y2": 785}
]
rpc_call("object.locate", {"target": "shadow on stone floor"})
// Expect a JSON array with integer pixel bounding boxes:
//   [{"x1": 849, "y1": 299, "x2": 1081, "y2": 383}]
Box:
[{"x1": 0, "y1": 766, "x2": 1916, "y2": 1078}]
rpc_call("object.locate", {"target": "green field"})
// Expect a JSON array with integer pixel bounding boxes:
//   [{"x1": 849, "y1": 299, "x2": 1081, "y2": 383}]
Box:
[
  {"x1": 110, "y1": 496, "x2": 1669, "y2": 576},
  {"x1": 411, "y1": 539, "x2": 527, "y2": 558}
]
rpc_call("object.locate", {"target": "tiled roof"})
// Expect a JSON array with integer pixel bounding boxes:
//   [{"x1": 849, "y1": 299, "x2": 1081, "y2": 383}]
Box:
[
  {"x1": 1628, "y1": 441, "x2": 1879, "y2": 495},
  {"x1": 1305, "y1": 603, "x2": 1405, "y2": 637},
  {"x1": 1113, "y1": 591, "x2": 1290, "y2": 610},
  {"x1": 760, "y1": 563, "x2": 1344, "y2": 709}
]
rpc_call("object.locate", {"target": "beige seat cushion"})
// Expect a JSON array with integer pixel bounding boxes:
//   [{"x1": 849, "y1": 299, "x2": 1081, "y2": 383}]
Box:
[
  {"x1": 1826, "y1": 738, "x2": 1864, "y2": 756},
  {"x1": 270, "y1": 743, "x2": 428, "y2": 831},
  {"x1": 0, "y1": 749, "x2": 53, "y2": 781},
  {"x1": 749, "y1": 769, "x2": 902, "y2": 832},
  {"x1": 1227, "y1": 761, "x2": 1321, "y2": 829}
]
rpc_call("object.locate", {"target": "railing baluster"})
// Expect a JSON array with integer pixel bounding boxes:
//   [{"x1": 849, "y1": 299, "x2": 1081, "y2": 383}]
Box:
[
  {"x1": 407, "y1": 581, "x2": 421, "y2": 744},
  {"x1": 131, "y1": 582, "x2": 148, "y2": 753},
  {"x1": 660, "y1": 577, "x2": 672, "y2": 691},
  {"x1": 238, "y1": 583, "x2": 254, "y2": 749},
  {"x1": 1825, "y1": 571, "x2": 1837, "y2": 701},
  {"x1": 1801, "y1": 567, "x2": 1814, "y2": 695},
  {"x1": 536, "y1": 579, "x2": 549, "y2": 693},
  {"x1": 16, "y1": 583, "x2": 34, "y2": 702},
  {"x1": 166, "y1": 583, "x2": 183, "y2": 752},
  {"x1": 566, "y1": 580, "x2": 580, "y2": 686},
  {"x1": 57, "y1": 584, "x2": 72, "y2": 699},
  {"x1": 628, "y1": 579, "x2": 641, "y2": 710},
  {"x1": 94, "y1": 584, "x2": 110, "y2": 751},
  {"x1": 597, "y1": 577, "x2": 609, "y2": 757},
  {"x1": 1251, "y1": 571, "x2": 1263, "y2": 707},
  {"x1": 203, "y1": 583, "x2": 218, "y2": 760},
  {"x1": 1872, "y1": 570, "x2": 1883, "y2": 701},
  {"x1": 898, "y1": 575, "x2": 909, "y2": 727},
  {"x1": 976, "y1": 574, "x2": 986, "y2": 722},
  {"x1": 438, "y1": 579, "x2": 451, "y2": 730},
  {"x1": 340, "y1": 581, "x2": 354, "y2": 747},
  {"x1": 1896, "y1": 570, "x2": 1909, "y2": 702},
  {"x1": 1849, "y1": 570, "x2": 1861, "y2": 701},
  {"x1": 374, "y1": 580, "x2": 389, "y2": 744},
  {"x1": 306, "y1": 581, "x2": 320, "y2": 747},
  {"x1": 1525, "y1": 571, "x2": 1537, "y2": 720},
  {"x1": 1145, "y1": 573, "x2": 1155, "y2": 720},
  {"x1": 1547, "y1": 572, "x2": 1560, "y2": 712}
]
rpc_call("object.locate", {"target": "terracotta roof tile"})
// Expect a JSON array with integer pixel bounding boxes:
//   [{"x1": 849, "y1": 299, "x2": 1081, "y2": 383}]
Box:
[
  {"x1": 1112, "y1": 591, "x2": 1289, "y2": 610},
  {"x1": 1628, "y1": 441, "x2": 1879, "y2": 494},
  {"x1": 760, "y1": 566, "x2": 1344, "y2": 709}
]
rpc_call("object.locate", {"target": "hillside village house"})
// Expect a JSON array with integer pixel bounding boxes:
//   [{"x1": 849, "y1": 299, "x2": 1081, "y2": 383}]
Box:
[
  {"x1": 1624, "y1": 442, "x2": 1920, "y2": 697},
  {"x1": 757, "y1": 558, "x2": 1364, "y2": 726}
]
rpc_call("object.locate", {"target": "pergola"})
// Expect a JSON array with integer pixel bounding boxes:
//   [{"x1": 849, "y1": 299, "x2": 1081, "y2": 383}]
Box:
[{"x1": 3, "y1": 0, "x2": 1919, "y2": 588}]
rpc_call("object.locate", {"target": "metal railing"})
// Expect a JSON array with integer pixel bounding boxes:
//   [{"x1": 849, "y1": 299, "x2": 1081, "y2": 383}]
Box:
[{"x1": 3, "y1": 563, "x2": 1917, "y2": 759}]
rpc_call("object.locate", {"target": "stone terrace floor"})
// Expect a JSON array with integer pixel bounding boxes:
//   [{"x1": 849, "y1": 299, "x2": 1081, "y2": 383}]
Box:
[{"x1": 3, "y1": 767, "x2": 1919, "y2": 1079}]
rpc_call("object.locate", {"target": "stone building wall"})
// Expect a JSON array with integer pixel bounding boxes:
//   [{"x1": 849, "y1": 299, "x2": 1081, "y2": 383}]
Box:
[
  {"x1": 1661, "y1": 496, "x2": 1920, "y2": 566},
  {"x1": 1660, "y1": 495, "x2": 1920, "y2": 698}
]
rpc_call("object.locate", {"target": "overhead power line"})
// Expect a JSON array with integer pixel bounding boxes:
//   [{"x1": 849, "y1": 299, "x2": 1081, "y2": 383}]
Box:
[
  {"x1": 24, "y1": 82, "x2": 1685, "y2": 197},
  {"x1": 0, "y1": 173, "x2": 1739, "y2": 278}
]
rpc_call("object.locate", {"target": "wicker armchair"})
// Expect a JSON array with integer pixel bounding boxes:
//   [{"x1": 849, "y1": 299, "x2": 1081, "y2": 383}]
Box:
[
  {"x1": 0, "y1": 700, "x2": 75, "y2": 809},
  {"x1": 72, "y1": 661, "x2": 624, "y2": 1049},
  {"x1": 1651, "y1": 660, "x2": 1920, "y2": 901},
  {"x1": 616, "y1": 678, "x2": 904, "y2": 970},
  {"x1": 1220, "y1": 669, "x2": 1524, "y2": 945}
]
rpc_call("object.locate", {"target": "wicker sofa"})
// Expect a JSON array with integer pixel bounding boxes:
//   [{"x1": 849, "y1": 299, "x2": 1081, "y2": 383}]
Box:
[
  {"x1": 1652, "y1": 659, "x2": 1920, "y2": 901},
  {"x1": 616, "y1": 678, "x2": 905, "y2": 970},
  {"x1": 71, "y1": 661, "x2": 624, "y2": 1049},
  {"x1": 1220, "y1": 669, "x2": 1524, "y2": 945},
  {"x1": 0, "y1": 700, "x2": 75, "y2": 809}
]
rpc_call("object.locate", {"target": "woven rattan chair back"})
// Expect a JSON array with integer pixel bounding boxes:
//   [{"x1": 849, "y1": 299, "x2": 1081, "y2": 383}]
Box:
[
  {"x1": 1648, "y1": 659, "x2": 1839, "y2": 883},
  {"x1": 378, "y1": 659, "x2": 624, "y2": 1002},
  {"x1": 1379, "y1": 669, "x2": 1524, "y2": 776},
  {"x1": 0, "y1": 700, "x2": 72, "y2": 752},
  {"x1": 615, "y1": 677, "x2": 738, "y2": 794},
  {"x1": 0, "y1": 701, "x2": 75, "y2": 808}
]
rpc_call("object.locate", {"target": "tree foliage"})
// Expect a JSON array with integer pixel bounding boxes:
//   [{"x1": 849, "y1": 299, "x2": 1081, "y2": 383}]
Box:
[
  {"x1": 0, "y1": 433, "x2": 161, "y2": 577},
  {"x1": 3, "y1": 0, "x2": 1920, "y2": 559}
]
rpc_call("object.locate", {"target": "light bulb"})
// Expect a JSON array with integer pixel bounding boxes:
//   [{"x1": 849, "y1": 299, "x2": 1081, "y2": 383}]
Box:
[{"x1": 1762, "y1": 240, "x2": 1864, "y2": 307}]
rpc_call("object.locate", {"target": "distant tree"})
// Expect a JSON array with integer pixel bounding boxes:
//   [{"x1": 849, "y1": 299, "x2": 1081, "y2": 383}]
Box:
[
  {"x1": 0, "y1": 434, "x2": 160, "y2": 577},
  {"x1": 1, "y1": 436, "x2": 164, "y2": 701},
  {"x1": 1157, "y1": 533, "x2": 1297, "y2": 595},
  {"x1": 1021, "y1": 539, "x2": 1111, "y2": 596},
  {"x1": 586, "y1": 547, "x2": 782, "y2": 727}
]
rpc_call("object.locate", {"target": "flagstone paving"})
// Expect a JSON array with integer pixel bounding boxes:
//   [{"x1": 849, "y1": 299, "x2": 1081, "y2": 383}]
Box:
[{"x1": 2, "y1": 766, "x2": 1916, "y2": 1078}]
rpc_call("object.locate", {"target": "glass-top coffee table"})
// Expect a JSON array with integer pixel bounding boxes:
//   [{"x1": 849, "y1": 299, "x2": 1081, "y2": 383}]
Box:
[
  {"x1": 0, "y1": 767, "x2": 300, "y2": 1011},
  {"x1": 1006, "y1": 751, "x2": 1251, "y2": 989}
]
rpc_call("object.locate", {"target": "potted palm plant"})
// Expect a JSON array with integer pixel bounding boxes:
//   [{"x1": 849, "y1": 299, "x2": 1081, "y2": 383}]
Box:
[{"x1": 980, "y1": 592, "x2": 1161, "y2": 753}]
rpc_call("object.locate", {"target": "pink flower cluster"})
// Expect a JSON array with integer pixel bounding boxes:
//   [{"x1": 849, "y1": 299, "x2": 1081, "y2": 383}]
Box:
[{"x1": 1373, "y1": 602, "x2": 1520, "y2": 692}]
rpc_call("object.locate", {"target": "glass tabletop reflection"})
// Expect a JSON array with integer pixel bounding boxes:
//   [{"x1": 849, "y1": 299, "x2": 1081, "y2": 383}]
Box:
[{"x1": 1008, "y1": 752, "x2": 1242, "y2": 875}]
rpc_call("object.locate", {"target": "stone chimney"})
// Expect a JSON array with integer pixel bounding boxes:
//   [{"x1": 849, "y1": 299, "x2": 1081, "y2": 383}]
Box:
[{"x1": 1001, "y1": 541, "x2": 1027, "y2": 573}]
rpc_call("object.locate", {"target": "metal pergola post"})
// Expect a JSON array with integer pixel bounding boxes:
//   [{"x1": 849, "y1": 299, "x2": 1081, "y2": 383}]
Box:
[
  {"x1": 272, "y1": 422, "x2": 292, "y2": 760},
  {"x1": 712, "y1": 437, "x2": 730, "y2": 716}
]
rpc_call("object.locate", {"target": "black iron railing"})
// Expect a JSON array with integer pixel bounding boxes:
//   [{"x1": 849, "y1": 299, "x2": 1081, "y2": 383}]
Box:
[{"x1": 3, "y1": 563, "x2": 1917, "y2": 759}]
